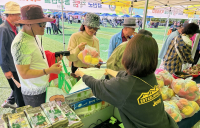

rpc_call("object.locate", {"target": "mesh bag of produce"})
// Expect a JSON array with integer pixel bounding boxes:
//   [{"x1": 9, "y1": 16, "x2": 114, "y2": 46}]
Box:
[
  {"x1": 164, "y1": 101, "x2": 182, "y2": 122},
  {"x1": 160, "y1": 86, "x2": 175, "y2": 101},
  {"x1": 78, "y1": 45, "x2": 99, "y2": 65},
  {"x1": 171, "y1": 79, "x2": 200, "y2": 101},
  {"x1": 171, "y1": 97, "x2": 199, "y2": 119},
  {"x1": 158, "y1": 70, "x2": 174, "y2": 86}
]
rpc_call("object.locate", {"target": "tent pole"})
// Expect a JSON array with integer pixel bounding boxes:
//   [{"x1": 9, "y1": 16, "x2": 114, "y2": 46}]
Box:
[
  {"x1": 61, "y1": 0, "x2": 65, "y2": 51},
  {"x1": 163, "y1": 7, "x2": 171, "y2": 44},
  {"x1": 142, "y1": 0, "x2": 149, "y2": 29}
]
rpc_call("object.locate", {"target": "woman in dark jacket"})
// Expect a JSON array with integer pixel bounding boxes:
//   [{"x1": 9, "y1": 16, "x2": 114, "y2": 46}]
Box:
[{"x1": 75, "y1": 34, "x2": 179, "y2": 128}]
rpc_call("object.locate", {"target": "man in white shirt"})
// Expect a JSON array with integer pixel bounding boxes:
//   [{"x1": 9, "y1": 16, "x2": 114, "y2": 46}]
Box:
[{"x1": 11, "y1": 5, "x2": 62, "y2": 107}]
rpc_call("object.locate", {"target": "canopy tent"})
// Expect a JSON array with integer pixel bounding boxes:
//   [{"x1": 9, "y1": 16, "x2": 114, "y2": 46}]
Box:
[
  {"x1": 67, "y1": 12, "x2": 73, "y2": 15},
  {"x1": 44, "y1": 9, "x2": 52, "y2": 14},
  {"x1": 183, "y1": 5, "x2": 200, "y2": 16},
  {"x1": 100, "y1": 13, "x2": 111, "y2": 16},
  {"x1": 146, "y1": 16, "x2": 154, "y2": 18},
  {"x1": 110, "y1": 14, "x2": 118, "y2": 17},
  {"x1": 72, "y1": 12, "x2": 81, "y2": 15},
  {"x1": 53, "y1": 12, "x2": 58, "y2": 15},
  {"x1": 121, "y1": 14, "x2": 130, "y2": 17},
  {"x1": 81, "y1": 12, "x2": 87, "y2": 15},
  {"x1": 133, "y1": 15, "x2": 142, "y2": 18},
  {"x1": 95, "y1": 13, "x2": 101, "y2": 15}
]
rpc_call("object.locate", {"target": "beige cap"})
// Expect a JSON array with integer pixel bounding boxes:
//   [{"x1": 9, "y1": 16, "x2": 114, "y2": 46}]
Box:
[{"x1": 4, "y1": 1, "x2": 20, "y2": 14}]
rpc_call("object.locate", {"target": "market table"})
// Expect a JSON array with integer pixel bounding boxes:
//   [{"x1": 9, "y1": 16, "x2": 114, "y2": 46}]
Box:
[
  {"x1": 177, "y1": 76, "x2": 200, "y2": 128},
  {"x1": 177, "y1": 111, "x2": 200, "y2": 128}
]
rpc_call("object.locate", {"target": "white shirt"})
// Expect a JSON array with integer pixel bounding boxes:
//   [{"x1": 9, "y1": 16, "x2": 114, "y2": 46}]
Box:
[
  {"x1": 11, "y1": 31, "x2": 49, "y2": 95},
  {"x1": 46, "y1": 22, "x2": 52, "y2": 28}
]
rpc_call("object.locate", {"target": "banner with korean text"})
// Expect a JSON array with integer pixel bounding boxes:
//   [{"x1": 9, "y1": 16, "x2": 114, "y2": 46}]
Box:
[{"x1": 0, "y1": 0, "x2": 116, "y2": 13}]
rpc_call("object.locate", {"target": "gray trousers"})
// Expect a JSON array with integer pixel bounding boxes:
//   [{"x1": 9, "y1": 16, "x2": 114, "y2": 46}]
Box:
[{"x1": 22, "y1": 92, "x2": 46, "y2": 107}]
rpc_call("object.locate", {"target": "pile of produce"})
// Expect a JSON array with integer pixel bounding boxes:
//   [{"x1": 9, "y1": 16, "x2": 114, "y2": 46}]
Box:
[{"x1": 155, "y1": 70, "x2": 200, "y2": 122}]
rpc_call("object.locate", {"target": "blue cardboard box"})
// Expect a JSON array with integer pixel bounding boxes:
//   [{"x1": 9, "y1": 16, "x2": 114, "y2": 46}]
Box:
[{"x1": 70, "y1": 96, "x2": 102, "y2": 110}]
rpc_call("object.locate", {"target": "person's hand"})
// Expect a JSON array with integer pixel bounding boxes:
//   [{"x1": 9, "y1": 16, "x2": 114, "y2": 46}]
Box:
[
  {"x1": 56, "y1": 54, "x2": 63, "y2": 62},
  {"x1": 199, "y1": 51, "x2": 200, "y2": 54},
  {"x1": 48, "y1": 62, "x2": 62, "y2": 74},
  {"x1": 104, "y1": 69, "x2": 110, "y2": 75},
  {"x1": 96, "y1": 58, "x2": 103, "y2": 68},
  {"x1": 4, "y1": 71, "x2": 13, "y2": 79},
  {"x1": 78, "y1": 42, "x2": 87, "y2": 51},
  {"x1": 75, "y1": 70, "x2": 85, "y2": 77}
]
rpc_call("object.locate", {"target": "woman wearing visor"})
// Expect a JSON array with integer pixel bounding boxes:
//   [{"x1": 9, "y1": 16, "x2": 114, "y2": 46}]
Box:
[{"x1": 67, "y1": 13, "x2": 102, "y2": 74}]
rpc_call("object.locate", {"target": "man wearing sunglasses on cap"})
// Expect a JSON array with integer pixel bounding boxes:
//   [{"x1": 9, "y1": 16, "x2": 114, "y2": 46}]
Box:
[
  {"x1": 108, "y1": 17, "x2": 138, "y2": 59},
  {"x1": 11, "y1": 5, "x2": 62, "y2": 107}
]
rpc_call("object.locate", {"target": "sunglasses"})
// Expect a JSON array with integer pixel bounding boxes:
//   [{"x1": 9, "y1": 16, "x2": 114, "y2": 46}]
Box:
[
  {"x1": 87, "y1": 26, "x2": 99, "y2": 31},
  {"x1": 38, "y1": 22, "x2": 46, "y2": 27}
]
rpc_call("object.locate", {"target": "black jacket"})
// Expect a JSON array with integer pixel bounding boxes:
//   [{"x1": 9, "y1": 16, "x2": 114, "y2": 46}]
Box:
[
  {"x1": 0, "y1": 20, "x2": 17, "y2": 73},
  {"x1": 83, "y1": 71, "x2": 179, "y2": 128}
]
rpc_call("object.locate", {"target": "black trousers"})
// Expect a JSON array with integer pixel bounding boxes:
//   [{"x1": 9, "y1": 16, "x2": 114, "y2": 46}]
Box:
[
  {"x1": 7, "y1": 72, "x2": 25, "y2": 107},
  {"x1": 192, "y1": 50, "x2": 200, "y2": 66},
  {"x1": 46, "y1": 27, "x2": 51, "y2": 34},
  {"x1": 51, "y1": 23, "x2": 56, "y2": 34},
  {"x1": 56, "y1": 25, "x2": 62, "y2": 34},
  {"x1": 7, "y1": 91, "x2": 15, "y2": 104}
]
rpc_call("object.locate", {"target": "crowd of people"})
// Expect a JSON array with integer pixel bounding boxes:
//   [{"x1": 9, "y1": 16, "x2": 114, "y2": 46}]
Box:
[{"x1": 1, "y1": 1, "x2": 200, "y2": 128}]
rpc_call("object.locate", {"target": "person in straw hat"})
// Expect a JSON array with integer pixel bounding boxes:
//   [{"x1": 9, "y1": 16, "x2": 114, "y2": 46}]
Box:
[
  {"x1": 11, "y1": 5, "x2": 62, "y2": 107},
  {"x1": 0, "y1": 1, "x2": 25, "y2": 109},
  {"x1": 107, "y1": 17, "x2": 138, "y2": 58}
]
